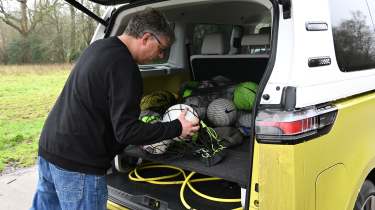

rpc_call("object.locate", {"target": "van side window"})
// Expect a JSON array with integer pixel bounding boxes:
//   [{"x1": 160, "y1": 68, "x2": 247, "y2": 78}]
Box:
[
  {"x1": 192, "y1": 24, "x2": 232, "y2": 55},
  {"x1": 366, "y1": 0, "x2": 375, "y2": 26},
  {"x1": 329, "y1": 0, "x2": 375, "y2": 72}
]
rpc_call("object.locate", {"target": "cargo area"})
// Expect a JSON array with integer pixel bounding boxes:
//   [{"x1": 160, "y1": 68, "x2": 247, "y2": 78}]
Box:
[
  {"x1": 106, "y1": 0, "x2": 274, "y2": 209},
  {"x1": 122, "y1": 140, "x2": 250, "y2": 186},
  {"x1": 107, "y1": 167, "x2": 242, "y2": 210}
]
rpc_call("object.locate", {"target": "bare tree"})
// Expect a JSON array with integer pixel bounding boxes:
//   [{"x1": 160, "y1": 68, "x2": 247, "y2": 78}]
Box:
[
  {"x1": 76, "y1": 1, "x2": 101, "y2": 47},
  {"x1": 0, "y1": 23, "x2": 6, "y2": 62},
  {"x1": 0, "y1": 0, "x2": 43, "y2": 38},
  {"x1": 0, "y1": 0, "x2": 48, "y2": 62},
  {"x1": 0, "y1": 0, "x2": 104, "y2": 63},
  {"x1": 51, "y1": 0, "x2": 64, "y2": 61},
  {"x1": 69, "y1": 4, "x2": 76, "y2": 61},
  {"x1": 37, "y1": 0, "x2": 66, "y2": 62}
]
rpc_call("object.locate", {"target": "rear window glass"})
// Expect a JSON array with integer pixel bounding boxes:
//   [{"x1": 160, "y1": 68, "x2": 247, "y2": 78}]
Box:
[
  {"x1": 191, "y1": 23, "x2": 271, "y2": 55},
  {"x1": 329, "y1": 0, "x2": 375, "y2": 72},
  {"x1": 191, "y1": 24, "x2": 232, "y2": 55}
]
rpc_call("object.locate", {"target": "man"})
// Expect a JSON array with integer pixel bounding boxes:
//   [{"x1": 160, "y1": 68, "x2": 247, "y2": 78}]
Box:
[{"x1": 30, "y1": 8, "x2": 199, "y2": 210}]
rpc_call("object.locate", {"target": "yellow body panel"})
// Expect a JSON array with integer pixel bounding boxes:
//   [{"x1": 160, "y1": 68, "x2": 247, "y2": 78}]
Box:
[
  {"x1": 250, "y1": 142, "x2": 260, "y2": 209},
  {"x1": 107, "y1": 200, "x2": 129, "y2": 210},
  {"x1": 143, "y1": 72, "x2": 190, "y2": 95},
  {"x1": 257, "y1": 92, "x2": 375, "y2": 210},
  {"x1": 316, "y1": 163, "x2": 347, "y2": 210}
]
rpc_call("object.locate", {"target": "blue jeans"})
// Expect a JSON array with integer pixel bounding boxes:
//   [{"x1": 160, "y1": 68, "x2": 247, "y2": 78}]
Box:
[{"x1": 30, "y1": 156, "x2": 108, "y2": 210}]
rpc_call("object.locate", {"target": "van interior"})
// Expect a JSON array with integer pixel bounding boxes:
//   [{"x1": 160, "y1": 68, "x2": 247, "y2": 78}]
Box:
[{"x1": 107, "y1": 0, "x2": 273, "y2": 209}]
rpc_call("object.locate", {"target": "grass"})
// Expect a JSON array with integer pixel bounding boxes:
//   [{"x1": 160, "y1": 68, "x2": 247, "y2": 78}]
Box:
[{"x1": 0, "y1": 64, "x2": 71, "y2": 172}]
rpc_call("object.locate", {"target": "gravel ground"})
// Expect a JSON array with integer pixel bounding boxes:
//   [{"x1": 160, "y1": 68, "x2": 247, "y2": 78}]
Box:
[{"x1": 0, "y1": 166, "x2": 37, "y2": 210}]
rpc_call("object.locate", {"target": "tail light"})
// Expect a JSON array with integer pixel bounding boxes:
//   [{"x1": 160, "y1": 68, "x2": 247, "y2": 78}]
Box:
[{"x1": 255, "y1": 104, "x2": 337, "y2": 144}]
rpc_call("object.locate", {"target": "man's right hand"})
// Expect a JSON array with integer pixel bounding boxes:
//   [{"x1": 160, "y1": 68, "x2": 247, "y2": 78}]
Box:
[{"x1": 178, "y1": 109, "x2": 200, "y2": 139}]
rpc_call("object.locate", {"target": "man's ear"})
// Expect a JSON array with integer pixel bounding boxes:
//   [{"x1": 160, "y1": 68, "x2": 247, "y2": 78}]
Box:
[{"x1": 141, "y1": 33, "x2": 150, "y2": 46}]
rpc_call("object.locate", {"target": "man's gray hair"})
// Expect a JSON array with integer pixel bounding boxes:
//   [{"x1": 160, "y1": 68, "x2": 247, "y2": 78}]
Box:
[{"x1": 124, "y1": 8, "x2": 175, "y2": 45}]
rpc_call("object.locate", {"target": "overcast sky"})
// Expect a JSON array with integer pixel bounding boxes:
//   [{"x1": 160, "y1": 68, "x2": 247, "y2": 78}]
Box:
[
  {"x1": 2, "y1": 0, "x2": 38, "y2": 12},
  {"x1": 329, "y1": 0, "x2": 375, "y2": 27}
]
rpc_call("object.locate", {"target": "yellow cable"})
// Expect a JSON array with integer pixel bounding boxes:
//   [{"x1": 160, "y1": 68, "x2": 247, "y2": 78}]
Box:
[
  {"x1": 180, "y1": 171, "x2": 196, "y2": 210},
  {"x1": 128, "y1": 164, "x2": 243, "y2": 210},
  {"x1": 185, "y1": 172, "x2": 241, "y2": 203},
  {"x1": 129, "y1": 165, "x2": 182, "y2": 184},
  {"x1": 129, "y1": 169, "x2": 181, "y2": 182},
  {"x1": 129, "y1": 164, "x2": 222, "y2": 184}
]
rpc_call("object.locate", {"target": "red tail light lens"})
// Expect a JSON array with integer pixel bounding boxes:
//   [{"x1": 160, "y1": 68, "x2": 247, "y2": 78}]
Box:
[{"x1": 255, "y1": 105, "x2": 337, "y2": 144}]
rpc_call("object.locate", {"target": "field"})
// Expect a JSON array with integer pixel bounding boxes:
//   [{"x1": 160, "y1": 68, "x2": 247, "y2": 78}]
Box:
[{"x1": 0, "y1": 64, "x2": 71, "y2": 173}]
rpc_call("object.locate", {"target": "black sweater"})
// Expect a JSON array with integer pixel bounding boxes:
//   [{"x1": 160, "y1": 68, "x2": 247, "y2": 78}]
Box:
[{"x1": 39, "y1": 37, "x2": 182, "y2": 175}]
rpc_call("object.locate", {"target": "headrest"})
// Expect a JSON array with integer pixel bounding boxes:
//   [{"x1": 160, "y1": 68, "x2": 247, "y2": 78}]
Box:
[
  {"x1": 241, "y1": 34, "x2": 270, "y2": 46},
  {"x1": 201, "y1": 33, "x2": 226, "y2": 55},
  {"x1": 259, "y1": 27, "x2": 271, "y2": 35}
]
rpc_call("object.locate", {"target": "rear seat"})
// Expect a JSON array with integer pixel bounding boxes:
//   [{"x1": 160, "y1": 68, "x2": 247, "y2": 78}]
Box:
[
  {"x1": 200, "y1": 33, "x2": 227, "y2": 55},
  {"x1": 190, "y1": 33, "x2": 270, "y2": 83},
  {"x1": 240, "y1": 34, "x2": 270, "y2": 55}
]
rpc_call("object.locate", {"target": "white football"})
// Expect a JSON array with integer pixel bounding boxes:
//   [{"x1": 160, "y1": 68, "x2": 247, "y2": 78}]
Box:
[{"x1": 162, "y1": 104, "x2": 199, "y2": 125}]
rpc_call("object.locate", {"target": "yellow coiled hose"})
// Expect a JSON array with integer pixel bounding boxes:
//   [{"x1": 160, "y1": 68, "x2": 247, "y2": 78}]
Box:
[{"x1": 128, "y1": 164, "x2": 243, "y2": 210}]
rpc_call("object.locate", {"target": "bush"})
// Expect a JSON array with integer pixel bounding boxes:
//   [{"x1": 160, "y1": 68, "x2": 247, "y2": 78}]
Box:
[{"x1": 5, "y1": 34, "x2": 47, "y2": 64}]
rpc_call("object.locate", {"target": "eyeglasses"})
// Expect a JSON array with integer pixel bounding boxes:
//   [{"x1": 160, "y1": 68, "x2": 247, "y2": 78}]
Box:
[{"x1": 149, "y1": 33, "x2": 169, "y2": 55}]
